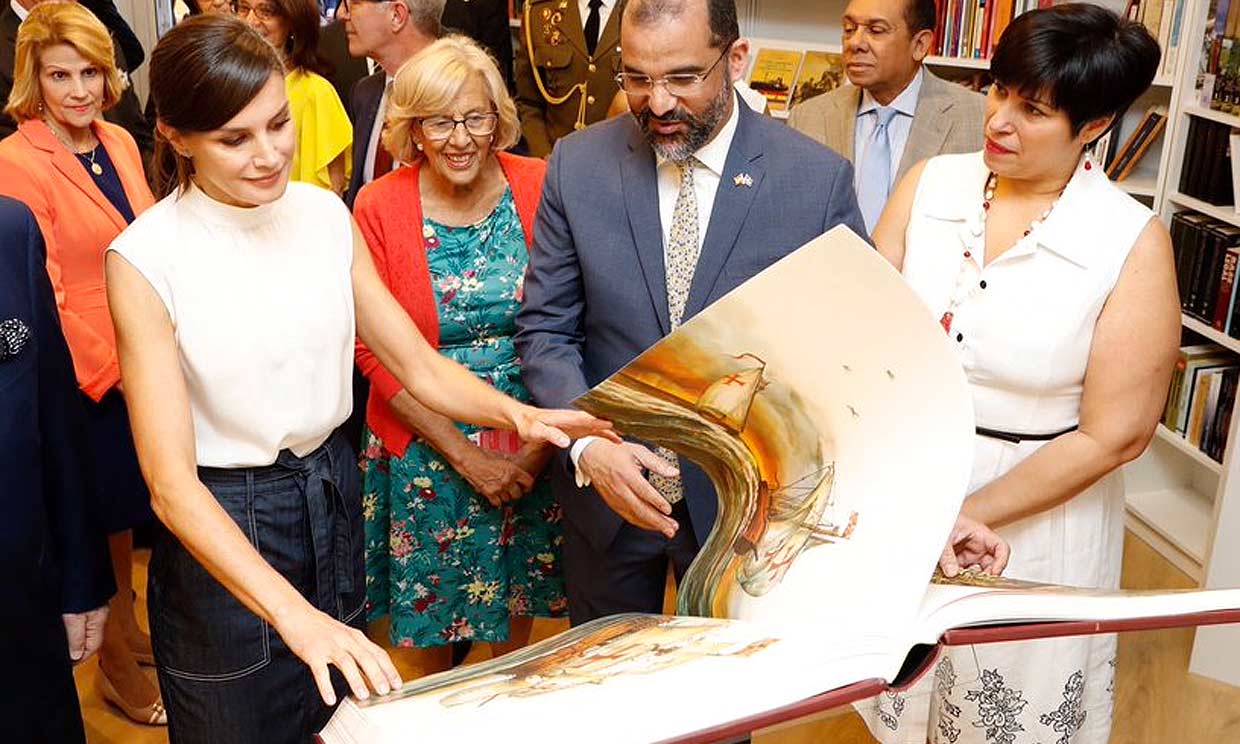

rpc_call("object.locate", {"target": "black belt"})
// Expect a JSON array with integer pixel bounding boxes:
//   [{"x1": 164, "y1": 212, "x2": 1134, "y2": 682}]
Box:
[{"x1": 975, "y1": 424, "x2": 1078, "y2": 443}]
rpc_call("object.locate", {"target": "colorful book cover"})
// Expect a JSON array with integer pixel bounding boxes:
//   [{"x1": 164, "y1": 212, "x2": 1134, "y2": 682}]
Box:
[
  {"x1": 788, "y1": 50, "x2": 845, "y2": 110},
  {"x1": 747, "y1": 48, "x2": 804, "y2": 113}
]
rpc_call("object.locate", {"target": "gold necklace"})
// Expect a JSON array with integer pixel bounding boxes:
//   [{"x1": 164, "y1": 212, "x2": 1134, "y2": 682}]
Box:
[{"x1": 45, "y1": 119, "x2": 103, "y2": 175}]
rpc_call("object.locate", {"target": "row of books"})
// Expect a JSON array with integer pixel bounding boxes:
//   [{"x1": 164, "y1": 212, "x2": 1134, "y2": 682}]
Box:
[
  {"x1": 1171, "y1": 211, "x2": 1240, "y2": 333},
  {"x1": 1125, "y1": 0, "x2": 1189, "y2": 80},
  {"x1": 1163, "y1": 344, "x2": 1239, "y2": 462},
  {"x1": 1178, "y1": 117, "x2": 1237, "y2": 206},
  {"x1": 1092, "y1": 106, "x2": 1168, "y2": 182},
  {"x1": 929, "y1": 0, "x2": 1183, "y2": 66},
  {"x1": 930, "y1": 0, "x2": 1039, "y2": 60},
  {"x1": 747, "y1": 49, "x2": 844, "y2": 113},
  {"x1": 1199, "y1": 0, "x2": 1240, "y2": 112}
]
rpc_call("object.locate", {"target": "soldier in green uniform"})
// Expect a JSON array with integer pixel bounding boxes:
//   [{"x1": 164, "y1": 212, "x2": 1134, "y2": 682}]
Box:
[{"x1": 514, "y1": 0, "x2": 621, "y2": 157}]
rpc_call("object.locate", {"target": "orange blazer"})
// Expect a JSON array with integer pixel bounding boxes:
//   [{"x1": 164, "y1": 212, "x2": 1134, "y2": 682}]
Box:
[{"x1": 0, "y1": 119, "x2": 155, "y2": 400}]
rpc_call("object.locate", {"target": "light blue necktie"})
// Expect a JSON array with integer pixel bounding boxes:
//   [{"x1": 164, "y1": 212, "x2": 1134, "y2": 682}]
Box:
[{"x1": 857, "y1": 106, "x2": 898, "y2": 235}]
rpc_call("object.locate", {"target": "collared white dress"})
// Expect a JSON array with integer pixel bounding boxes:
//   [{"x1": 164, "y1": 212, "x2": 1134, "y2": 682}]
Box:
[{"x1": 861, "y1": 151, "x2": 1154, "y2": 744}]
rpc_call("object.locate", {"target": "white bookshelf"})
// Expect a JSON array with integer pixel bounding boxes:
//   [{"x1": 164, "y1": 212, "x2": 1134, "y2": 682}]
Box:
[{"x1": 1145, "y1": 0, "x2": 1240, "y2": 686}]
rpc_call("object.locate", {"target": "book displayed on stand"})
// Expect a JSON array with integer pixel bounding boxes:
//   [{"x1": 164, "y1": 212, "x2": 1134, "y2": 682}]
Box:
[
  {"x1": 1179, "y1": 116, "x2": 1237, "y2": 205},
  {"x1": 787, "y1": 50, "x2": 845, "y2": 110},
  {"x1": 746, "y1": 48, "x2": 803, "y2": 113},
  {"x1": 1106, "y1": 105, "x2": 1169, "y2": 180},
  {"x1": 318, "y1": 228, "x2": 1240, "y2": 744}
]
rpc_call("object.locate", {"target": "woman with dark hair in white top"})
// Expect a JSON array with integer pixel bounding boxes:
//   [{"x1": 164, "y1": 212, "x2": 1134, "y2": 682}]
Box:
[{"x1": 104, "y1": 15, "x2": 615, "y2": 744}]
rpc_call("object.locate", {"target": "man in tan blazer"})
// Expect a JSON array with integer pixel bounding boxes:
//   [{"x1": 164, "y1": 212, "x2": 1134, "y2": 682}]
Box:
[
  {"x1": 788, "y1": 0, "x2": 984, "y2": 232},
  {"x1": 515, "y1": 0, "x2": 622, "y2": 157}
]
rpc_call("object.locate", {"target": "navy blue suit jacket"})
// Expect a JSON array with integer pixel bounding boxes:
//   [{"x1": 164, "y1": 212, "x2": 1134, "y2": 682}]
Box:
[
  {"x1": 515, "y1": 99, "x2": 866, "y2": 556},
  {"x1": 0, "y1": 197, "x2": 113, "y2": 623},
  {"x1": 344, "y1": 72, "x2": 386, "y2": 209}
]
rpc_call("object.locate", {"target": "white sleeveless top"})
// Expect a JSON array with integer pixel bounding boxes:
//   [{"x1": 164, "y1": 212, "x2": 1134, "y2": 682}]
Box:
[
  {"x1": 108, "y1": 182, "x2": 356, "y2": 468},
  {"x1": 902, "y1": 150, "x2": 1152, "y2": 584}
]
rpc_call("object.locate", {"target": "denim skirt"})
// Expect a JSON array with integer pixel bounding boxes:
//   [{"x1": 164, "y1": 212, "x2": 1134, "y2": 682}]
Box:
[{"x1": 148, "y1": 431, "x2": 365, "y2": 744}]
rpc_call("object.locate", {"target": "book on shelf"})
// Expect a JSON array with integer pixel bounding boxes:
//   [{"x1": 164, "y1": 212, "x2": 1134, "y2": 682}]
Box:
[
  {"x1": 787, "y1": 50, "x2": 845, "y2": 110},
  {"x1": 1232, "y1": 131, "x2": 1240, "y2": 216},
  {"x1": 318, "y1": 228, "x2": 1240, "y2": 744},
  {"x1": 1171, "y1": 210, "x2": 1240, "y2": 334},
  {"x1": 1162, "y1": 343, "x2": 1238, "y2": 462},
  {"x1": 1105, "y1": 105, "x2": 1167, "y2": 181},
  {"x1": 1179, "y1": 117, "x2": 1236, "y2": 206},
  {"x1": 746, "y1": 48, "x2": 803, "y2": 113}
]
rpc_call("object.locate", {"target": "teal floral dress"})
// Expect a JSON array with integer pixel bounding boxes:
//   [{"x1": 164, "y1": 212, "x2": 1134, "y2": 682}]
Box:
[{"x1": 361, "y1": 188, "x2": 567, "y2": 647}]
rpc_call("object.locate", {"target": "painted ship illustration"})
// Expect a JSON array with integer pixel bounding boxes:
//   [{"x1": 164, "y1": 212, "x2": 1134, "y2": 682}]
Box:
[{"x1": 692, "y1": 353, "x2": 859, "y2": 597}]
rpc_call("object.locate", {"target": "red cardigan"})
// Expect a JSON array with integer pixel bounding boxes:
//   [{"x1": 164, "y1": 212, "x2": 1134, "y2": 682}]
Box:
[{"x1": 353, "y1": 151, "x2": 547, "y2": 457}]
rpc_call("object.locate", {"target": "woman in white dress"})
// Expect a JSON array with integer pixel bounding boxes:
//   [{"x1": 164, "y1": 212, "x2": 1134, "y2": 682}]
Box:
[{"x1": 864, "y1": 5, "x2": 1178, "y2": 743}]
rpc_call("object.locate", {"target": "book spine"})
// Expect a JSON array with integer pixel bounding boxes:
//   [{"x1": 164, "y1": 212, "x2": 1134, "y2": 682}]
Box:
[
  {"x1": 1164, "y1": 351, "x2": 1188, "y2": 427},
  {"x1": 1184, "y1": 219, "x2": 1212, "y2": 318},
  {"x1": 1188, "y1": 370, "x2": 1216, "y2": 446},
  {"x1": 1214, "y1": 248, "x2": 1239, "y2": 331},
  {"x1": 1212, "y1": 368, "x2": 1240, "y2": 460}
]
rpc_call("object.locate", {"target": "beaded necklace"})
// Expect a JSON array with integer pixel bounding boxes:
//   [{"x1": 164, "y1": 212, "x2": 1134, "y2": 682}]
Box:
[{"x1": 938, "y1": 165, "x2": 1077, "y2": 334}]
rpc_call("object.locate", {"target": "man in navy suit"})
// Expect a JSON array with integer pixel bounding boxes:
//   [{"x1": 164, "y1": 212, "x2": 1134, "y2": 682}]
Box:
[
  {"x1": 0, "y1": 197, "x2": 114, "y2": 742},
  {"x1": 515, "y1": 0, "x2": 868, "y2": 624}
]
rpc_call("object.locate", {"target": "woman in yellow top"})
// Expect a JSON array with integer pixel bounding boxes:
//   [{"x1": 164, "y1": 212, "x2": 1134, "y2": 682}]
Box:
[{"x1": 235, "y1": 0, "x2": 351, "y2": 193}]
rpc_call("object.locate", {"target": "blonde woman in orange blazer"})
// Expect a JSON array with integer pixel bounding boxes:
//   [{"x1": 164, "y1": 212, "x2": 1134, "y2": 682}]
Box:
[{"x1": 0, "y1": 2, "x2": 164, "y2": 726}]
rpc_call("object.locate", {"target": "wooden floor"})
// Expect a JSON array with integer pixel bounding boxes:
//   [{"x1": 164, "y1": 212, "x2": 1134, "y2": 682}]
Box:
[{"x1": 81, "y1": 531, "x2": 1240, "y2": 743}]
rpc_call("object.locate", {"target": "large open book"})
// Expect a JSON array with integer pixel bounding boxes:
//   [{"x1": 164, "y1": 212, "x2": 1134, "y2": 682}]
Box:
[{"x1": 320, "y1": 227, "x2": 1240, "y2": 744}]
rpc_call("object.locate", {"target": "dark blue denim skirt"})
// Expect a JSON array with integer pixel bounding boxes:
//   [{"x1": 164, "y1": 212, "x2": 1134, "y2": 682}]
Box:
[{"x1": 148, "y1": 431, "x2": 365, "y2": 744}]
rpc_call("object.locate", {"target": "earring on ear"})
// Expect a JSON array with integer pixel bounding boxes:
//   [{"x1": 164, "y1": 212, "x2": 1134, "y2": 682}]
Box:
[{"x1": 416, "y1": 142, "x2": 424, "y2": 151}]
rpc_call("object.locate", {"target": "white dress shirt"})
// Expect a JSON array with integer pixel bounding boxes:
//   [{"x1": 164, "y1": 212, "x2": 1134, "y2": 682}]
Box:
[
  {"x1": 854, "y1": 66, "x2": 924, "y2": 192},
  {"x1": 362, "y1": 75, "x2": 394, "y2": 184},
  {"x1": 570, "y1": 97, "x2": 742, "y2": 479},
  {"x1": 578, "y1": 0, "x2": 615, "y2": 41}
]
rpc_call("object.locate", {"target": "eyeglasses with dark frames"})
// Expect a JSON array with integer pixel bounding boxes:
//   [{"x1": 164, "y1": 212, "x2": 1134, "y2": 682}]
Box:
[{"x1": 419, "y1": 111, "x2": 500, "y2": 141}]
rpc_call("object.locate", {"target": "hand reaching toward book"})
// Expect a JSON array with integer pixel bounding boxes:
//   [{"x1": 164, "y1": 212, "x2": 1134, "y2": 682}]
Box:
[
  {"x1": 939, "y1": 514, "x2": 1010, "y2": 578},
  {"x1": 276, "y1": 605, "x2": 403, "y2": 706},
  {"x1": 510, "y1": 405, "x2": 621, "y2": 449}
]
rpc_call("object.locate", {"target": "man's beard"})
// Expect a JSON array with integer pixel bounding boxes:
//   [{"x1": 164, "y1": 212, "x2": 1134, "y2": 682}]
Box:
[{"x1": 635, "y1": 78, "x2": 732, "y2": 161}]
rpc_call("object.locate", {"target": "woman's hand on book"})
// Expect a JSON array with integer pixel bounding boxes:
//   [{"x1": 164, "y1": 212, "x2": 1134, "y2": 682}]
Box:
[
  {"x1": 939, "y1": 514, "x2": 1010, "y2": 577},
  {"x1": 276, "y1": 605, "x2": 403, "y2": 706},
  {"x1": 510, "y1": 405, "x2": 621, "y2": 449}
]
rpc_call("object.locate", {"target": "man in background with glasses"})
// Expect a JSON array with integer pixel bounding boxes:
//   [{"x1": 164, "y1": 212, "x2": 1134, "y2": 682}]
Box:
[
  {"x1": 516, "y1": 0, "x2": 866, "y2": 626},
  {"x1": 339, "y1": 0, "x2": 442, "y2": 207}
]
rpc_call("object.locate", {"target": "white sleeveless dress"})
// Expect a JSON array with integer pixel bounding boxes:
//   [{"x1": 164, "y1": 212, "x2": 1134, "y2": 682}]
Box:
[{"x1": 860, "y1": 151, "x2": 1154, "y2": 744}]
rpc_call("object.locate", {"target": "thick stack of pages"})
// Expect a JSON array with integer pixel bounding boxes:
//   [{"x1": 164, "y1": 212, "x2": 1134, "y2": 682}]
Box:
[{"x1": 319, "y1": 227, "x2": 1240, "y2": 744}]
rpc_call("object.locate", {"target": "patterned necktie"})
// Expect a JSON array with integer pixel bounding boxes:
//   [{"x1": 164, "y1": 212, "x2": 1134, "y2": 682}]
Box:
[
  {"x1": 857, "y1": 106, "x2": 898, "y2": 234},
  {"x1": 584, "y1": 0, "x2": 603, "y2": 56},
  {"x1": 649, "y1": 158, "x2": 700, "y2": 506},
  {"x1": 371, "y1": 81, "x2": 395, "y2": 180}
]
